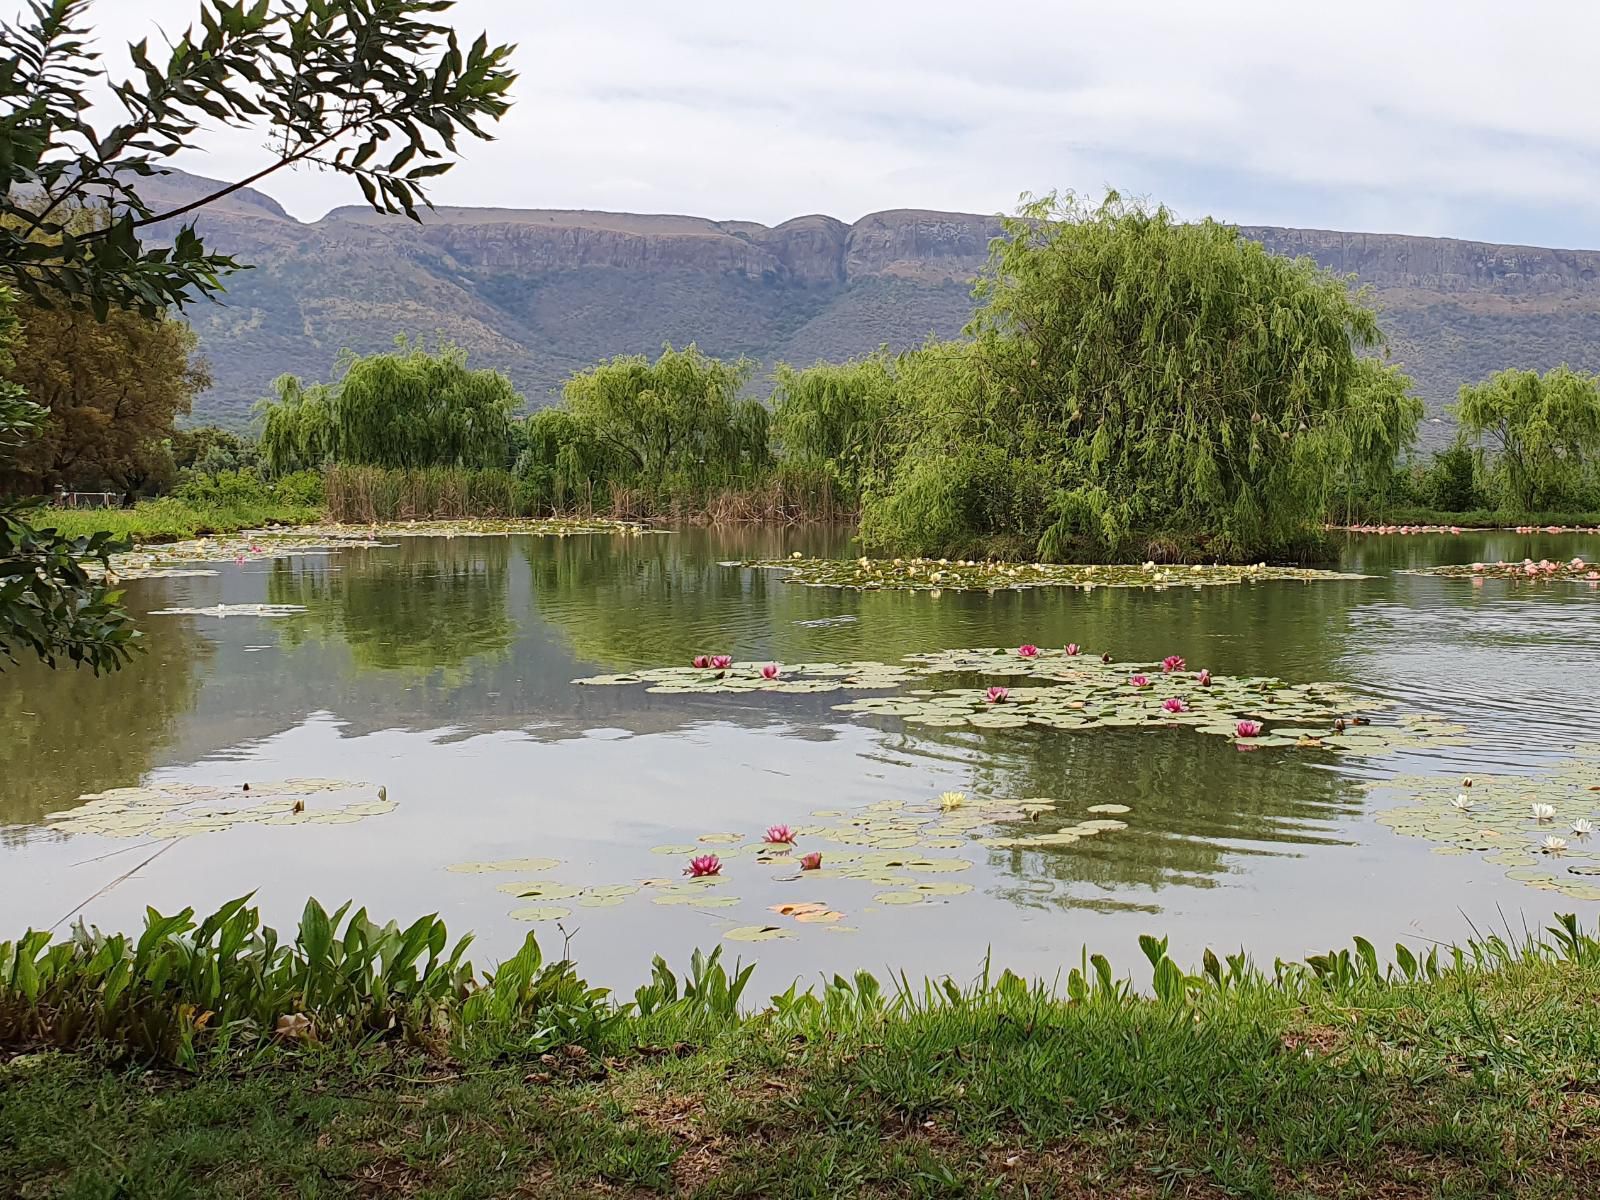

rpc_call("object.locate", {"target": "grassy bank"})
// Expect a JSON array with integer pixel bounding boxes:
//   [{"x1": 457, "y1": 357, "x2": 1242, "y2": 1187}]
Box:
[
  {"x1": 36, "y1": 496, "x2": 323, "y2": 544},
  {"x1": 4, "y1": 902, "x2": 1599, "y2": 1197}
]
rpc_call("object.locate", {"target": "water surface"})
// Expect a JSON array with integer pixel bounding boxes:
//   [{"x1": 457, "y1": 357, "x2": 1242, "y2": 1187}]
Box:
[{"x1": 5, "y1": 528, "x2": 1598, "y2": 990}]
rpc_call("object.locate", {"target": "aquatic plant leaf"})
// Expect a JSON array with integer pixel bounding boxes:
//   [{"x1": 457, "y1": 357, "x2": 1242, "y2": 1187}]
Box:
[
  {"x1": 446, "y1": 857, "x2": 560, "y2": 874},
  {"x1": 723, "y1": 925, "x2": 791, "y2": 942},
  {"x1": 509, "y1": 906, "x2": 571, "y2": 922}
]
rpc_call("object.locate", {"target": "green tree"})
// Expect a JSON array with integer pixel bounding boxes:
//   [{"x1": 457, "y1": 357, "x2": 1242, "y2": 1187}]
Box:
[
  {"x1": 0, "y1": 296, "x2": 210, "y2": 496},
  {"x1": 258, "y1": 340, "x2": 518, "y2": 475},
  {"x1": 862, "y1": 191, "x2": 1419, "y2": 561},
  {"x1": 771, "y1": 352, "x2": 899, "y2": 503},
  {"x1": 1, "y1": 287, "x2": 134, "y2": 673},
  {"x1": 561, "y1": 344, "x2": 770, "y2": 496},
  {"x1": 1454, "y1": 366, "x2": 1600, "y2": 511}
]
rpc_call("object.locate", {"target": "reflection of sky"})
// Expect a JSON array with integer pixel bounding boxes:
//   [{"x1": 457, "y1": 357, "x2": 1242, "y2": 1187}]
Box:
[{"x1": 4, "y1": 528, "x2": 1600, "y2": 991}]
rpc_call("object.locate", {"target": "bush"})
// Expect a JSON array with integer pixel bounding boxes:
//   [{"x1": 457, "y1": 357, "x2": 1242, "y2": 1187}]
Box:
[{"x1": 0, "y1": 898, "x2": 615, "y2": 1066}]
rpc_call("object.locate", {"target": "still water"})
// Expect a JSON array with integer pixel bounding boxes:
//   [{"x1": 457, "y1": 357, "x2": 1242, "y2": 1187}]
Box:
[{"x1": 3, "y1": 528, "x2": 1599, "y2": 990}]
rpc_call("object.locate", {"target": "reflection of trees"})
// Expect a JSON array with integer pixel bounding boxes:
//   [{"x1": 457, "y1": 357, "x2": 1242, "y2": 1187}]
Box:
[
  {"x1": 870, "y1": 720, "x2": 1366, "y2": 911},
  {"x1": 268, "y1": 539, "x2": 515, "y2": 679},
  {"x1": 0, "y1": 600, "x2": 209, "y2": 837}
]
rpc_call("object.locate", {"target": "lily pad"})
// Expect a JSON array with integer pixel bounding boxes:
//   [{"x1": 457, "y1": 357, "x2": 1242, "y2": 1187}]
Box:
[
  {"x1": 446, "y1": 857, "x2": 560, "y2": 874},
  {"x1": 509, "y1": 906, "x2": 571, "y2": 922},
  {"x1": 723, "y1": 925, "x2": 791, "y2": 942}
]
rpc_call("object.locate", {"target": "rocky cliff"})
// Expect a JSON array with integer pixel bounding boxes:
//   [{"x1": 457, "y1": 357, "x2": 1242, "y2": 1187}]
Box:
[{"x1": 148, "y1": 172, "x2": 1600, "y2": 439}]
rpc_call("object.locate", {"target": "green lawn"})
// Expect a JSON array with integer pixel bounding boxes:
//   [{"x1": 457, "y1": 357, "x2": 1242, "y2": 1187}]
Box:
[
  {"x1": 5, "y1": 907, "x2": 1599, "y2": 1198},
  {"x1": 33, "y1": 497, "x2": 321, "y2": 544}
]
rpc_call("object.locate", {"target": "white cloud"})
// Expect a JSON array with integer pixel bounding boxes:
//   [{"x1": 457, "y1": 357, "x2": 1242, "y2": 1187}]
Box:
[{"x1": 11, "y1": 0, "x2": 1600, "y2": 245}]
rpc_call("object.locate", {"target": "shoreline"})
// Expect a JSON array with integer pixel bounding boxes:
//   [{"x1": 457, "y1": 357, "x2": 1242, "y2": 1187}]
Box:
[{"x1": 4, "y1": 902, "x2": 1597, "y2": 1197}]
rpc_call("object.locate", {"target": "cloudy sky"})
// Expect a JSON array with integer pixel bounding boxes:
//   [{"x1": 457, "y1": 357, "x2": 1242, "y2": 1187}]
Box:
[{"x1": 23, "y1": 0, "x2": 1600, "y2": 247}]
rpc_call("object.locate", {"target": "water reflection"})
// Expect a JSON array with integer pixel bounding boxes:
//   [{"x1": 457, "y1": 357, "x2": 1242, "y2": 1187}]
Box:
[
  {"x1": 4, "y1": 527, "x2": 1599, "y2": 985},
  {"x1": 1, "y1": 607, "x2": 210, "y2": 836},
  {"x1": 270, "y1": 539, "x2": 517, "y2": 679}
]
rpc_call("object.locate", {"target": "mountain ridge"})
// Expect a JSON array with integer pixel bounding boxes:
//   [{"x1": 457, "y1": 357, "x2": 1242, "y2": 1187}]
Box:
[{"x1": 145, "y1": 171, "x2": 1600, "y2": 441}]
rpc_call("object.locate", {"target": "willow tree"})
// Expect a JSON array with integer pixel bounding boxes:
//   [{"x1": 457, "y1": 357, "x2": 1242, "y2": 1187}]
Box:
[
  {"x1": 257, "y1": 340, "x2": 518, "y2": 474},
  {"x1": 256, "y1": 374, "x2": 341, "y2": 475},
  {"x1": 865, "y1": 191, "x2": 1419, "y2": 561},
  {"x1": 561, "y1": 345, "x2": 770, "y2": 497},
  {"x1": 771, "y1": 353, "x2": 899, "y2": 503},
  {"x1": 1455, "y1": 367, "x2": 1600, "y2": 511}
]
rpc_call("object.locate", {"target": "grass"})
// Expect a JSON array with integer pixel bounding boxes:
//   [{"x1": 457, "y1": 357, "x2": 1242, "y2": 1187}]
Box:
[
  {"x1": 34, "y1": 496, "x2": 322, "y2": 544},
  {"x1": 4, "y1": 903, "x2": 1600, "y2": 1197}
]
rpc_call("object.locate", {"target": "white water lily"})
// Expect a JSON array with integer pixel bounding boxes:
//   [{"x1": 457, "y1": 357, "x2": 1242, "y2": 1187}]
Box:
[
  {"x1": 938, "y1": 791, "x2": 967, "y2": 810},
  {"x1": 1573, "y1": 819, "x2": 1595, "y2": 836},
  {"x1": 1531, "y1": 803, "x2": 1556, "y2": 821},
  {"x1": 1542, "y1": 836, "x2": 1568, "y2": 854},
  {"x1": 1451, "y1": 795, "x2": 1475, "y2": 811}
]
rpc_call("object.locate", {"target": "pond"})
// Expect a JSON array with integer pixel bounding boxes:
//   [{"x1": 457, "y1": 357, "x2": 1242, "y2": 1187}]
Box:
[{"x1": 4, "y1": 527, "x2": 1600, "y2": 991}]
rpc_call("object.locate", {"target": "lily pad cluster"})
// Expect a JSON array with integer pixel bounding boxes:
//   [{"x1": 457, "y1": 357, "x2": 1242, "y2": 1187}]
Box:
[
  {"x1": 96, "y1": 535, "x2": 391, "y2": 583},
  {"x1": 573, "y1": 660, "x2": 919, "y2": 694},
  {"x1": 149, "y1": 604, "x2": 308, "y2": 619},
  {"x1": 294, "y1": 518, "x2": 648, "y2": 539},
  {"x1": 43, "y1": 779, "x2": 394, "y2": 839},
  {"x1": 842, "y1": 647, "x2": 1459, "y2": 753},
  {"x1": 1405, "y1": 559, "x2": 1600, "y2": 584},
  {"x1": 445, "y1": 790, "x2": 1126, "y2": 942},
  {"x1": 745, "y1": 556, "x2": 1369, "y2": 593},
  {"x1": 1372, "y1": 750, "x2": 1600, "y2": 901},
  {"x1": 576, "y1": 645, "x2": 1461, "y2": 756}
]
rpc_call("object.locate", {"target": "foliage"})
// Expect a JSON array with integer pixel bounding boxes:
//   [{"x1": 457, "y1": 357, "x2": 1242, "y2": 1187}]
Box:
[
  {"x1": 861, "y1": 191, "x2": 1421, "y2": 562},
  {"x1": 6, "y1": 905, "x2": 1600, "y2": 1196},
  {"x1": 0, "y1": 285, "x2": 136, "y2": 671},
  {"x1": 770, "y1": 352, "x2": 900, "y2": 503},
  {"x1": 0, "y1": 0, "x2": 515, "y2": 317},
  {"x1": 551, "y1": 344, "x2": 770, "y2": 502},
  {"x1": 259, "y1": 340, "x2": 519, "y2": 475},
  {"x1": 40, "y1": 490, "x2": 320, "y2": 544},
  {"x1": 1417, "y1": 441, "x2": 1486, "y2": 512},
  {"x1": 0, "y1": 505, "x2": 136, "y2": 672},
  {"x1": 1455, "y1": 366, "x2": 1600, "y2": 511},
  {"x1": 0, "y1": 287, "x2": 210, "y2": 494},
  {"x1": 0, "y1": 897, "x2": 614, "y2": 1067},
  {"x1": 172, "y1": 424, "x2": 259, "y2": 477}
]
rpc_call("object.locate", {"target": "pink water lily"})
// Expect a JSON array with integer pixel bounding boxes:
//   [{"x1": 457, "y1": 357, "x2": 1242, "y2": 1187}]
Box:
[
  {"x1": 1470, "y1": 563, "x2": 1485, "y2": 573},
  {"x1": 1161, "y1": 655, "x2": 1186, "y2": 673},
  {"x1": 1064, "y1": 643, "x2": 1081, "y2": 656},
  {"x1": 800, "y1": 851, "x2": 823, "y2": 870},
  {"x1": 1236, "y1": 720, "x2": 1262, "y2": 738},
  {"x1": 1017, "y1": 644, "x2": 1039, "y2": 658},
  {"x1": 761, "y1": 663, "x2": 781, "y2": 680},
  {"x1": 709, "y1": 655, "x2": 733, "y2": 670},
  {"x1": 1162, "y1": 697, "x2": 1188, "y2": 714},
  {"x1": 985, "y1": 686, "x2": 1010, "y2": 704},
  {"x1": 1196, "y1": 669, "x2": 1212, "y2": 687},
  {"x1": 1128, "y1": 674, "x2": 1151, "y2": 688},
  {"x1": 764, "y1": 824, "x2": 796, "y2": 844},
  {"x1": 684, "y1": 854, "x2": 722, "y2": 877},
  {"x1": 692, "y1": 654, "x2": 711, "y2": 668},
  {"x1": 233, "y1": 554, "x2": 246, "y2": 566}
]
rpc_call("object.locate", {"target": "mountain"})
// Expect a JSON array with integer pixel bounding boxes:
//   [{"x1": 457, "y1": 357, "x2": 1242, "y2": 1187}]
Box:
[{"x1": 151, "y1": 171, "x2": 1600, "y2": 444}]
